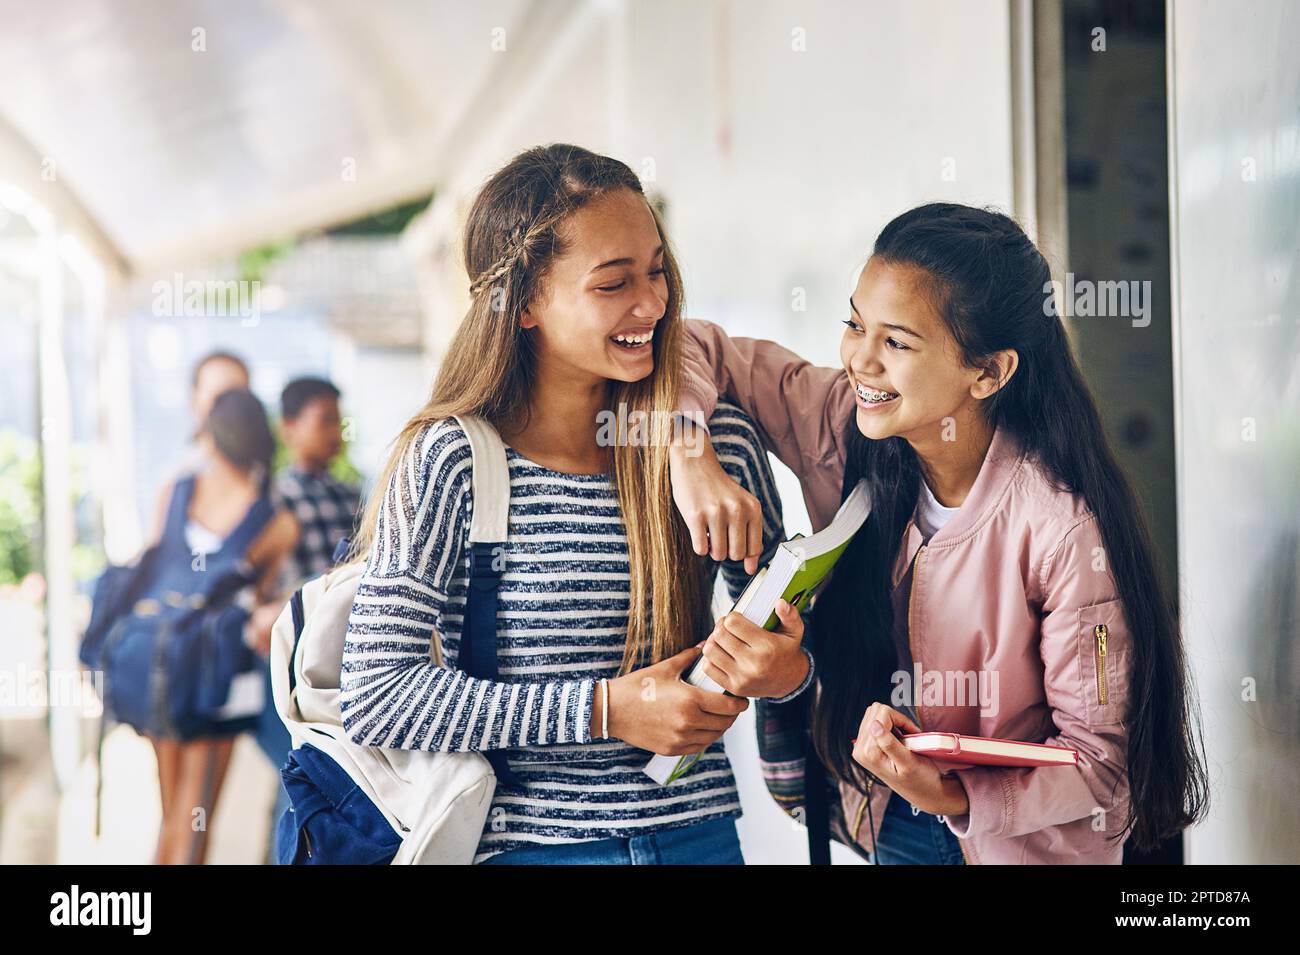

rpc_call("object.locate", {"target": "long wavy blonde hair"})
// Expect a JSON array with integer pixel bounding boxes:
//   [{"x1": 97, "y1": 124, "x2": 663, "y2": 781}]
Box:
[{"x1": 349, "y1": 144, "x2": 712, "y2": 673}]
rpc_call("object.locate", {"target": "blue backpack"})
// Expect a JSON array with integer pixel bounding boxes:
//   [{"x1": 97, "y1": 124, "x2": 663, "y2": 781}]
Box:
[{"x1": 81, "y1": 475, "x2": 275, "y2": 820}]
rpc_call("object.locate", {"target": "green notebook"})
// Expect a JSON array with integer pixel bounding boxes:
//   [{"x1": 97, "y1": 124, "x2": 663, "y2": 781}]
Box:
[{"x1": 644, "y1": 480, "x2": 873, "y2": 784}]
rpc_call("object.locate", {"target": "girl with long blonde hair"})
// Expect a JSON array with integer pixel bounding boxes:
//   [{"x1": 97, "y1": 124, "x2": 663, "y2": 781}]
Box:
[{"x1": 338, "y1": 144, "x2": 809, "y2": 864}]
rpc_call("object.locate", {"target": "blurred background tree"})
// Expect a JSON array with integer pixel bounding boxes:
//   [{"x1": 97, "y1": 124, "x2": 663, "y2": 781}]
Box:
[{"x1": 0, "y1": 429, "x2": 101, "y2": 586}]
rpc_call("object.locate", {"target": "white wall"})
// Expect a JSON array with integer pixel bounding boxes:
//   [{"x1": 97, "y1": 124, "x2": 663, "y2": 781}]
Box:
[{"x1": 327, "y1": 332, "x2": 432, "y2": 496}]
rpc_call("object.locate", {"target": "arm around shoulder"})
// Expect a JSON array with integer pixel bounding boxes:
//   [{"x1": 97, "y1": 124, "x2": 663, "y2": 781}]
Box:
[{"x1": 680, "y1": 319, "x2": 853, "y2": 478}]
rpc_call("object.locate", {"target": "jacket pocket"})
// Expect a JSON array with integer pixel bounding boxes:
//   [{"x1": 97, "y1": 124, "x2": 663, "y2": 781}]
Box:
[{"x1": 1077, "y1": 598, "x2": 1128, "y2": 725}]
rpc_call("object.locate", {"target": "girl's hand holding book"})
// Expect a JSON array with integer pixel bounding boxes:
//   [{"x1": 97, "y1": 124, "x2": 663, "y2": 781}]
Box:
[
  {"x1": 698, "y1": 599, "x2": 810, "y2": 699},
  {"x1": 851, "y1": 702, "x2": 971, "y2": 817},
  {"x1": 594, "y1": 645, "x2": 750, "y2": 756}
]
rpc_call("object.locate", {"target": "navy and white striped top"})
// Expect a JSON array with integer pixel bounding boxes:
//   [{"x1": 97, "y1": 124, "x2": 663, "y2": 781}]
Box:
[{"x1": 340, "y1": 402, "x2": 799, "y2": 862}]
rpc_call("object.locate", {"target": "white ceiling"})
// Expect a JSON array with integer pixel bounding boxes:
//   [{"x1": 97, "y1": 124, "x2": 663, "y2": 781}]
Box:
[{"x1": 0, "y1": 0, "x2": 561, "y2": 274}]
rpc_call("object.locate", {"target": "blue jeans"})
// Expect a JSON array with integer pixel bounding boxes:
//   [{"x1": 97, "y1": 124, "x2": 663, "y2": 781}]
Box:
[
  {"x1": 874, "y1": 794, "x2": 966, "y2": 865},
  {"x1": 254, "y1": 666, "x2": 293, "y2": 865},
  {"x1": 480, "y1": 815, "x2": 744, "y2": 865}
]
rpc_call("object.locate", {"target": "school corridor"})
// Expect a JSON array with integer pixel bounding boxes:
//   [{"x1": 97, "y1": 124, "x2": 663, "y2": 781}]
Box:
[{"x1": 1, "y1": 0, "x2": 1296, "y2": 868}]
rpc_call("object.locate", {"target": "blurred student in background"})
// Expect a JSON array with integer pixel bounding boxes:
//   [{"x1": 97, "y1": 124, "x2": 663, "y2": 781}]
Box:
[
  {"x1": 170, "y1": 351, "x2": 308, "y2": 862},
  {"x1": 192, "y1": 352, "x2": 251, "y2": 426},
  {"x1": 247, "y1": 376, "x2": 361, "y2": 863},
  {"x1": 145, "y1": 388, "x2": 298, "y2": 863},
  {"x1": 273, "y1": 377, "x2": 363, "y2": 580},
  {"x1": 170, "y1": 351, "x2": 250, "y2": 478}
]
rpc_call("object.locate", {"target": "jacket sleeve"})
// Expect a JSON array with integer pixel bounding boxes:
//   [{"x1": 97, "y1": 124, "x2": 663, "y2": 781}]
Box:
[
  {"x1": 340, "y1": 420, "x2": 596, "y2": 752},
  {"x1": 943, "y1": 515, "x2": 1132, "y2": 840},
  {"x1": 679, "y1": 319, "x2": 854, "y2": 482}
]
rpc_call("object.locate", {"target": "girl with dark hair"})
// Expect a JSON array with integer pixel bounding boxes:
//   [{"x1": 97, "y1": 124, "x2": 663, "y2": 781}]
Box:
[
  {"x1": 143, "y1": 387, "x2": 299, "y2": 863},
  {"x1": 669, "y1": 203, "x2": 1208, "y2": 863}
]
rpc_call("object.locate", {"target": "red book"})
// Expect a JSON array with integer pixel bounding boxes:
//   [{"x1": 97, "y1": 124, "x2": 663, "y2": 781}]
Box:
[{"x1": 903, "y1": 732, "x2": 1079, "y2": 769}]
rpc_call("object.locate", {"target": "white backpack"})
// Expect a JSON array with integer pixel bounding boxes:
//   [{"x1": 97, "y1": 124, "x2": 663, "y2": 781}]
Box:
[{"x1": 269, "y1": 414, "x2": 511, "y2": 865}]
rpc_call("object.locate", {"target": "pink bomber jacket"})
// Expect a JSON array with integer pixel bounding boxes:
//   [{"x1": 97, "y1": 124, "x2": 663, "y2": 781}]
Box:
[{"x1": 680, "y1": 319, "x2": 1133, "y2": 864}]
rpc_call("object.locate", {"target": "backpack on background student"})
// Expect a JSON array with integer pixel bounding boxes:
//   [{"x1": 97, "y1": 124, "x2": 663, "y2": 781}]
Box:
[
  {"x1": 80, "y1": 477, "x2": 274, "y2": 831},
  {"x1": 269, "y1": 414, "x2": 520, "y2": 865}
]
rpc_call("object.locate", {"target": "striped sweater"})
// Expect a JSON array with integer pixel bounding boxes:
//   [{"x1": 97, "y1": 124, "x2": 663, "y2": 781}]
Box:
[{"x1": 340, "y1": 402, "x2": 798, "y2": 862}]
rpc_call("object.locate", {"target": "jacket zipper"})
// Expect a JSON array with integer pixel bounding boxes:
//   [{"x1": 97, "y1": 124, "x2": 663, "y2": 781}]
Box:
[
  {"x1": 905, "y1": 543, "x2": 926, "y2": 732},
  {"x1": 851, "y1": 777, "x2": 873, "y2": 844},
  {"x1": 1094, "y1": 624, "x2": 1108, "y2": 705},
  {"x1": 906, "y1": 539, "x2": 971, "y2": 865}
]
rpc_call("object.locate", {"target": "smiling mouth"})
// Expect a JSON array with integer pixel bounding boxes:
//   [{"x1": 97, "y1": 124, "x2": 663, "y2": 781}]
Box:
[
  {"x1": 610, "y1": 330, "x2": 654, "y2": 350},
  {"x1": 855, "y1": 382, "x2": 900, "y2": 405}
]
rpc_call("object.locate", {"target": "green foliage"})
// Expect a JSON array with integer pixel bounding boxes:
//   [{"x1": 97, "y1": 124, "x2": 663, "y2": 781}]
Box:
[
  {"x1": 0, "y1": 430, "x2": 41, "y2": 584},
  {"x1": 326, "y1": 195, "x2": 433, "y2": 237},
  {"x1": 270, "y1": 416, "x2": 363, "y2": 489},
  {"x1": 239, "y1": 239, "x2": 297, "y2": 284},
  {"x1": 329, "y1": 446, "x2": 364, "y2": 487},
  {"x1": 0, "y1": 429, "x2": 104, "y2": 586}
]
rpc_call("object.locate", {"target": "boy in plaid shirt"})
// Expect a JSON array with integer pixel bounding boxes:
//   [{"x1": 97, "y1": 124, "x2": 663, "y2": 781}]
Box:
[
  {"x1": 272, "y1": 377, "x2": 362, "y2": 582},
  {"x1": 253, "y1": 377, "x2": 361, "y2": 861}
]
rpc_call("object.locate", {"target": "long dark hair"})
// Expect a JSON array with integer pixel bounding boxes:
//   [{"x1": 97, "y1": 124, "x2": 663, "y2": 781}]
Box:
[
  {"x1": 810, "y1": 202, "x2": 1208, "y2": 850},
  {"x1": 203, "y1": 388, "x2": 275, "y2": 495}
]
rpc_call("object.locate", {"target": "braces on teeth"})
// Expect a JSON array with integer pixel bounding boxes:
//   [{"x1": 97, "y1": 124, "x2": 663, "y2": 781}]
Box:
[{"x1": 857, "y1": 384, "x2": 897, "y2": 402}]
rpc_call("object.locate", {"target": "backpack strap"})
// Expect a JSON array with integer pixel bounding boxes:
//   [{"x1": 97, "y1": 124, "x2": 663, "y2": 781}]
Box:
[
  {"x1": 94, "y1": 696, "x2": 107, "y2": 837},
  {"x1": 161, "y1": 475, "x2": 197, "y2": 543},
  {"x1": 787, "y1": 686, "x2": 832, "y2": 865},
  {"x1": 450, "y1": 414, "x2": 521, "y2": 789},
  {"x1": 287, "y1": 588, "x2": 306, "y2": 695},
  {"x1": 323, "y1": 417, "x2": 520, "y2": 787},
  {"x1": 223, "y1": 494, "x2": 277, "y2": 561},
  {"x1": 803, "y1": 735, "x2": 832, "y2": 865},
  {"x1": 455, "y1": 415, "x2": 510, "y2": 544}
]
